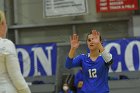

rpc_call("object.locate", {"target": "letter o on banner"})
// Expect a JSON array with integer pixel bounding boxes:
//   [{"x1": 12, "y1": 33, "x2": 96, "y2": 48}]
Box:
[
  {"x1": 125, "y1": 40, "x2": 140, "y2": 71},
  {"x1": 16, "y1": 48, "x2": 31, "y2": 77}
]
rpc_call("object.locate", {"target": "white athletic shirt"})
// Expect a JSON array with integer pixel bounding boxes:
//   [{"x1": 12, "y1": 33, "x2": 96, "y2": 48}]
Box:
[{"x1": 0, "y1": 38, "x2": 31, "y2": 93}]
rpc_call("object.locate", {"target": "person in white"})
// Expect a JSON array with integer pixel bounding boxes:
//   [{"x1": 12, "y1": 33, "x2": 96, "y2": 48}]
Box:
[{"x1": 0, "y1": 10, "x2": 31, "y2": 93}]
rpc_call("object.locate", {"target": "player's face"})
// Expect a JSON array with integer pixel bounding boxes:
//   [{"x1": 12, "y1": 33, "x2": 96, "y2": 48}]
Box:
[
  {"x1": 0, "y1": 17, "x2": 7, "y2": 38},
  {"x1": 87, "y1": 34, "x2": 98, "y2": 51}
]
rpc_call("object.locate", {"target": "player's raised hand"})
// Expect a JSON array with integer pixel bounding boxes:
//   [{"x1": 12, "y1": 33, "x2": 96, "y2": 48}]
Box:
[
  {"x1": 92, "y1": 30, "x2": 101, "y2": 45},
  {"x1": 92, "y1": 30, "x2": 104, "y2": 52},
  {"x1": 70, "y1": 34, "x2": 79, "y2": 49}
]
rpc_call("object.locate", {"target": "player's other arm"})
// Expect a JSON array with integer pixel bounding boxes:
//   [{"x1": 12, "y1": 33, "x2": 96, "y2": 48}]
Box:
[
  {"x1": 69, "y1": 34, "x2": 79, "y2": 58},
  {"x1": 5, "y1": 40, "x2": 31, "y2": 93},
  {"x1": 65, "y1": 34, "x2": 81, "y2": 69},
  {"x1": 98, "y1": 41, "x2": 113, "y2": 65},
  {"x1": 92, "y1": 30, "x2": 113, "y2": 65}
]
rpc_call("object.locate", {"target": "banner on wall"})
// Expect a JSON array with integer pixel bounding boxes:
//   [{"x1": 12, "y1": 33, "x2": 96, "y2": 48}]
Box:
[
  {"x1": 16, "y1": 43, "x2": 57, "y2": 77},
  {"x1": 15, "y1": 38, "x2": 140, "y2": 77},
  {"x1": 104, "y1": 38, "x2": 140, "y2": 72},
  {"x1": 96, "y1": 0, "x2": 139, "y2": 12},
  {"x1": 43, "y1": 0, "x2": 88, "y2": 17}
]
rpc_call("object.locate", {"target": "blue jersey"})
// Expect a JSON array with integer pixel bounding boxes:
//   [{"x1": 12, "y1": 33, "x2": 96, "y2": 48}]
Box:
[
  {"x1": 66, "y1": 54, "x2": 112, "y2": 93},
  {"x1": 74, "y1": 69, "x2": 83, "y2": 93}
]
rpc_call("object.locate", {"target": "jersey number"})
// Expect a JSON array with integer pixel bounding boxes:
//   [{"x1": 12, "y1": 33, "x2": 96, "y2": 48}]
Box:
[{"x1": 88, "y1": 69, "x2": 97, "y2": 78}]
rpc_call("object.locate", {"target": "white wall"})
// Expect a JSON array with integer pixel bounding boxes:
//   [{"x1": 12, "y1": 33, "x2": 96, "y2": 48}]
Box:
[
  {"x1": 14, "y1": 0, "x2": 131, "y2": 25},
  {"x1": 133, "y1": 16, "x2": 140, "y2": 37},
  {"x1": 0, "y1": 0, "x2": 4, "y2": 11},
  {"x1": 5, "y1": 0, "x2": 133, "y2": 45}
]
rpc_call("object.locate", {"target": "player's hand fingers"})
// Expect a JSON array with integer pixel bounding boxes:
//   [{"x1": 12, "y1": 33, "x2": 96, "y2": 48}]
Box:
[{"x1": 92, "y1": 29, "x2": 97, "y2": 36}]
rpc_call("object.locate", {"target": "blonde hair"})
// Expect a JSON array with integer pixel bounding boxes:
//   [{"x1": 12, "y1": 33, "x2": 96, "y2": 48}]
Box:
[{"x1": 0, "y1": 10, "x2": 5, "y2": 24}]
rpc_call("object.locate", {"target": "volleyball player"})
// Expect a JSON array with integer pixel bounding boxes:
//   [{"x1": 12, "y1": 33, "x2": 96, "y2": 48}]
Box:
[
  {"x1": 65, "y1": 30, "x2": 113, "y2": 93},
  {"x1": 0, "y1": 10, "x2": 31, "y2": 93}
]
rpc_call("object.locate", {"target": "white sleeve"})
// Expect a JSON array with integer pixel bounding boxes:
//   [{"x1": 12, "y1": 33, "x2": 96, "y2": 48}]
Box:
[
  {"x1": 101, "y1": 50, "x2": 112, "y2": 63},
  {"x1": 5, "y1": 40, "x2": 31, "y2": 93}
]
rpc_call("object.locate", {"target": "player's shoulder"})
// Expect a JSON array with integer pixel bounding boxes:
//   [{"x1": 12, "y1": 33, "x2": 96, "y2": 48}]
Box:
[
  {"x1": 74, "y1": 54, "x2": 87, "y2": 59},
  {"x1": 0, "y1": 38, "x2": 15, "y2": 48},
  {"x1": 0, "y1": 38, "x2": 14, "y2": 45},
  {"x1": 76, "y1": 54, "x2": 89, "y2": 60},
  {"x1": 79, "y1": 53, "x2": 87, "y2": 57},
  {"x1": 0, "y1": 38, "x2": 16, "y2": 54}
]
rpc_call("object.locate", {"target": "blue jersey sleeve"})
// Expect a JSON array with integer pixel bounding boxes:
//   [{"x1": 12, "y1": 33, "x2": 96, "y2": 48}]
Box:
[{"x1": 65, "y1": 55, "x2": 83, "y2": 69}]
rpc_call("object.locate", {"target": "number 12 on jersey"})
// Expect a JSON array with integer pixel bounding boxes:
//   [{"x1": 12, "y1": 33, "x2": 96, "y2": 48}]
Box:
[{"x1": 88, "y1": 69, "x2": 97, "y2": 78}]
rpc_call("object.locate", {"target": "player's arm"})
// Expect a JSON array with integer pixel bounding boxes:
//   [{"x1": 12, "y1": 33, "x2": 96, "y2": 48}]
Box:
[
  {"x1": 97, "y1": 40, "x2": 113, "y2": 65},
  {"x1": 98, "y1": 41, "x2": 113, "y2": 65},
  {"x1": 66, "y1": 55, "x2": 83, "y2": 69},
  {"x1": 5, "y1": 40, "x2": 31, "y2": 93},
  {"x1": 101, "y1": 50, "x2": 113, "y2": 65},
  {"x1": 69, "y1": 34, "x2": 79, "y2": 58},
  {"x1": 92, "y1": 30, "x2": 113, "y2": 65},
  {"x1": 65, "y1": 34, "x2": 82, "y2": 69}
]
